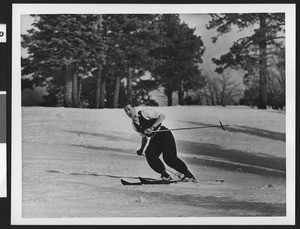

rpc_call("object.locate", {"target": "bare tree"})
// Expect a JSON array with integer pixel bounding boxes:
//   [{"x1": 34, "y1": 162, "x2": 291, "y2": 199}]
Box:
[{"x1": 202, "y1": 69, "x2": 245, "y2": 106}]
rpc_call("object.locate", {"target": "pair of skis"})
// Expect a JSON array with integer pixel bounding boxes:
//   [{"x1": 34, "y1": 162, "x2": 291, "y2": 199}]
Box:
[
  {"x1": 121, "y1": 177, "x2": 180, "y2": 185},
  {"x1": 121, "y1": 177, "x2": 224, "y2": 186}
]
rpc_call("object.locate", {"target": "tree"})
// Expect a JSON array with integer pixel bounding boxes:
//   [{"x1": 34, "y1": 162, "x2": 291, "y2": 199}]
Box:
[
  {"x1": 21, "y1": 14, "x2": 205, "y2": 108},
  {"x1": 207, "y1": 13, "x2": 285, "y2": 109},
  {"x1": 100, "y1": 15, "x2": 127, "y2": 108},
  {"x1": 100, "y1": 14, "x2": 160, "y2": 107},
  {"x1": 123, "y1": 15, "x2": 161, "y2": 105},
  {"x1": 152, "y1": 14, "x2": 205, "y2": 106},
  {"x1": 21, "y1": 14, "x2": 107, "y2": 108},
  {"x1": 89, "y1": 15, "x2": 107, "y2": 109},
  {"x1": 132, "y1": 75, "x2": 160, "y2": 106},
  {"x1": 202, "y1": 69, "x2": 245, "y2": 106},
  {"x1": 267, "y1": 44, "x2": 285, "y2": 110}
]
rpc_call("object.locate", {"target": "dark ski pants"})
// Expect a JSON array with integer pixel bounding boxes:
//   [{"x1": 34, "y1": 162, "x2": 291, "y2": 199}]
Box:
[{"x1": 145, "y1": 127, "x2": 188, "y2": 175}]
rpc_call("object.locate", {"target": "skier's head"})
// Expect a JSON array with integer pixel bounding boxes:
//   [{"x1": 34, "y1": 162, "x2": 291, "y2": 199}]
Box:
[{"x1": 124, "y1": 103, "x2": 137, "y2": 119}]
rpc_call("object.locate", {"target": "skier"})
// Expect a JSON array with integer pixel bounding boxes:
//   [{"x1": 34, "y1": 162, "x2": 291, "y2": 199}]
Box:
[{"x1": 124, "y1": 104, "x2": 196, "y2": 181}]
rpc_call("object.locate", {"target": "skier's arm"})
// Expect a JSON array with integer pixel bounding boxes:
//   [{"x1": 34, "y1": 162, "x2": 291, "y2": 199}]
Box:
[
  {"x1": 143, "y1": 109, "x2": 166, "y2": 135},
  {"x1": 151, "y1": 113, "x2": 165, "y2": 128},
  {"x1": 137, "y1": 136, "x2": 150, "y2": 156}
]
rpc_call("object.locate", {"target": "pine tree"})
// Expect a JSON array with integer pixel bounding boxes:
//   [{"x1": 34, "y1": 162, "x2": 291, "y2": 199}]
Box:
[
  {"x1": 21, "y1": 14, "x2": 107, "y2": 108},
  {"x1": 152, "y1": 14, "x2": 205, "y2": 106},
  {"x1": 101, "y1": 14, "x2": 160, "y2": 107},
  {"x1": 207, "y1": 13, "x2": 285, "y2": 109}
]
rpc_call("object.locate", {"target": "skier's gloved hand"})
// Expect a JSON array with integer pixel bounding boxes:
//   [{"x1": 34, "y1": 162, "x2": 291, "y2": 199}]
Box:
[
  {"x1": 144, "y1": 128, "x2": 152, "y2": 135},
  {"x1": 137, "y1": 149, "x2": 143, "y2": 156},
  {"x1": 144, "y1": 126, "x2": 154, "y2": 135}
]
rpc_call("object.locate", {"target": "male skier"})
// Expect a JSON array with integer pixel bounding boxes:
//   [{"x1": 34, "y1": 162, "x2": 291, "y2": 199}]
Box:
[{"x1": 124, "y1": 104, "x2": 196, "y2": 181}]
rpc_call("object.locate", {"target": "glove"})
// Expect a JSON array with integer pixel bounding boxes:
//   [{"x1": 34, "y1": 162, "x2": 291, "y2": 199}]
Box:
[
  {"x1": 144, "y1": 126, "x2": 154, "y2": 135},
  {"x1": 137, "y1": 149, "x2": 143, "y2": 156}
]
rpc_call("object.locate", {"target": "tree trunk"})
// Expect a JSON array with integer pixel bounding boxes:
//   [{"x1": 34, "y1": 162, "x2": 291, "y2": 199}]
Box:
[
  {"x1": 203, "y1": 88, "x2": 209, "y2": 105},
  {"x1": 207, "y1": 81, "x2": 215, "y2": 105},
  {"x1": 77, "y1": 77, "x2": 82, "y2": 104},
  {"x1": 178, "y1": 83, "x2": 184, "y2": 105},
  {"x1": 220, "y1": 76, "x2": 226, "y2": 106},
  {"x1": 197, "y1": 90, "x2": 203, "y2": 105},
  {"x1": 212, "y1": 82, "x2": 219, "y2": 105},
  {"x1": 99, "y1": 75, "x2": 106, "y2": 108},
  {"x1": 72, "y1": 72, "x2": 78, "y2": 107},
  {"x1": 95, "y1": 69, "x2": 102, "y2": 108},
  {"x1": 257, "y1": 14, "x2": 268, "y2": 109},
  {"x1": 167, "y1": 88, "x2": 173, "y2": 106},
  {"x1": 126, "y1": 67, "x2": 133, "y2": 104},
  {"x1": 113, "y1": 75, "x2": 121, "y2": 108},
  {"x1": 63, "y1": 68, "x2": 73, "y2": 108}
]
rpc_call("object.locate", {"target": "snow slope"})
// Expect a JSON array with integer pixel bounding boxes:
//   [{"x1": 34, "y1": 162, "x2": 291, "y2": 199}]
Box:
[{"x1": 19, "y1": 105, "x2": 288, "y2": 224}]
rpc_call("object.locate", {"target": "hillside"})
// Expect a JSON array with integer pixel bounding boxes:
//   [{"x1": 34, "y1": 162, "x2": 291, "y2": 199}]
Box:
[{"x1": 19, "y1": 105, "x2": 288, "y2": 224}]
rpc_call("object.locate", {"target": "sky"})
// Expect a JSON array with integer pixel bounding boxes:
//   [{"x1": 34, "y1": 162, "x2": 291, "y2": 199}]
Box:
[{"x1": 179, "y1": 14, "x2": 251, "y2": 71}]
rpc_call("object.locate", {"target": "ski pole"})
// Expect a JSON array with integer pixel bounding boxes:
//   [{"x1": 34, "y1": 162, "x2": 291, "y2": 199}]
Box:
[
  {"x1": 152, "y1": 121, "x2": 229, "y2": 133},
  {"x1": 141, "y1": 154, "x2": 181, "y2": 178}
]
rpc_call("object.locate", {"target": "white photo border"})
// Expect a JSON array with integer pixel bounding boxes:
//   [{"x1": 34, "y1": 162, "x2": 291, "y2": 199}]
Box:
[{"x1": 12, "y1": 3, "x2": 296, "y2": 225}]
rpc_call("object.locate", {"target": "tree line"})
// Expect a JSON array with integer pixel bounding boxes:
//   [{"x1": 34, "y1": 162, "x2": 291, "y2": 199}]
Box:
[{"x1": 21, "y1": 13, "x2": 285, "y2": 109}]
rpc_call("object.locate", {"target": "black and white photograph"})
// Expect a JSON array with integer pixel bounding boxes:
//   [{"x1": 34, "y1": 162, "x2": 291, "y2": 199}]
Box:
[{"x1": 11, "y1": 3, "x2": 295, "y2": 226}]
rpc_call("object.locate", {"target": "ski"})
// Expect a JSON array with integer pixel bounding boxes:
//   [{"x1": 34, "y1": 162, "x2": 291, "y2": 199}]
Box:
[
  {"x1": 139, "y1": 177, "x2": 179, "y2": 185},
  {"x1": 138, "y1": 177, "x2": 224, "y2": 185},
  {"x1": 121, "y1": 177, "x2": 225, "y2": 186},
  {"x1": 120, "y1": 179, "x2": 142, "y2": 186},
  {"x1": 120, "y1": 177, "x2": 177, "y2": 186}
]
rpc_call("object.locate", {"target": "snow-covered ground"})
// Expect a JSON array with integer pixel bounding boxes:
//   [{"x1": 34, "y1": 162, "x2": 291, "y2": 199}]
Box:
[{"x1": 19, "y1": 105, "x2": 288, "y2": 224}]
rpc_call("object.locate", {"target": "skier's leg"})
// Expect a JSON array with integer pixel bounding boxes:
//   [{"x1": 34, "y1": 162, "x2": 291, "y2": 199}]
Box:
[
  {"x1": 162, "y1": 132, "x2": 195, "y2": 179},
  {"x1": 144, "y1": 142, "x2": 166, "y2": 174}
]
